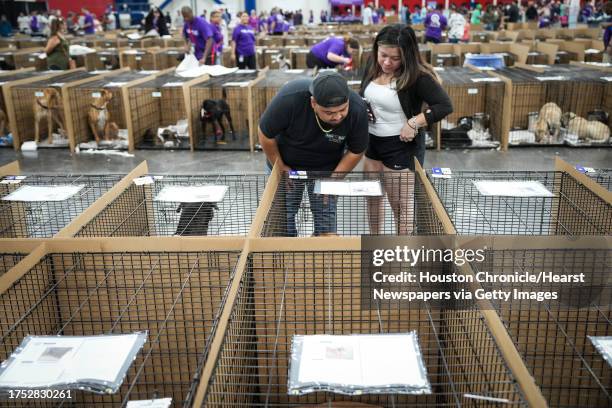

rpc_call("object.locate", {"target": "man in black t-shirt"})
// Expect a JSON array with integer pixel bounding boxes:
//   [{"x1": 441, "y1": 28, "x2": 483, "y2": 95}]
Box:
[{"x1": 258, "y1": 71, "x2": 369, "y2": 236}]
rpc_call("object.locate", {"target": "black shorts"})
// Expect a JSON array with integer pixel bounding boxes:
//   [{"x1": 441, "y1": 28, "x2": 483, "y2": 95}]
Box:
[
  {"x1": 365, "y1": 134, "x2": 425, "y2": 171},
  {"x1": 306, "y1": 51, "x2": 335, "y2": 69}
]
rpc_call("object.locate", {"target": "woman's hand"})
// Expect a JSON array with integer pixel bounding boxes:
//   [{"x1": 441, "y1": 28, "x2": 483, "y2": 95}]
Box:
[
  {"x1": 69, "y1": 59, "x2": 76, "y2": 69},
  {"x1": 399, "y1": 121, "x2": 417, "y2": 143}
]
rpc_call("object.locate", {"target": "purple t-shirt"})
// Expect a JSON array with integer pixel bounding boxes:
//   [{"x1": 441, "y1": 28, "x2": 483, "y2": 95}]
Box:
[
  {"x1": 30, "y1": 16, "x2": 39, "y2": 32},
  {"x1": 183, "y1": 16, "x2": 212, "y2": 60},
  {"x1": 424, "y1": 12, "x2": 447, "y2": 40},
  {"x1": 310, "y1": 37, "x2": 347, "y2": 66},
  {"x1": 271, "y1": 13, "x2": 284, "y2": 33},
  {"x1": 249, "y1": 16, "x2": 258, "y2": 31},
  {"x1": 258, "y1": 18, "x2": 267, "y2": 33},
  {"x1": 232, "y1": 24, "x2": 256, "y2": 57},
  {"x1": 210, "y1": 22, "x2": 223, "y2": 52},
  {"x1": 84, "y1": 13, "x2": 95, "y2": 34}
]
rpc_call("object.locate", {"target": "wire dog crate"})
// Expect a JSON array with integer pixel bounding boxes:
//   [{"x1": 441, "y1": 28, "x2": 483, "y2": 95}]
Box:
[
  {"x1": 65, "y1": 70, "x2": 156, "y2": 151},
  {"x1": 587, "y1": 169, "x2": 612, "y2": 191},
  {"x1": 6, "y1": 70, "x2": 103, "y2": 149},
  {"x1": 471, "y1": 247, "x2": 611, "y2": 407},
  {"x1": 428, "y1": 170, "x2": 612, "y2": 235},
  {"x1": 120, "y1": 48, "x2": 159, "y2": 71},
  {"x1": 91, "y1": 48, "x2": 121, "y2": 71},
  {"x1": 75, "y1": 174, "x2": 267, "y2": 237},
  {"x1": 438, "y1": 67, "x2": 506, "y2": 149},
  {"x1": 127, "y1": 72, "x2": 202, "y2": 150},
  {"x1": 197, "y1": 250, "x2": 529, "y2": 407},
  {"x1": 0, "y1": 48, "x2": 41, "y2": 70},
  {"x1": 0, "y1": 244, "x2": 242, "y2": 406},
  {"x1": 0, "y1": 173, "x2": 123, "y2": 238},
  {"x1": 261, "y1": 169, "x2": 444, "y2": 237},
  {"x1": 188, "y1": 71, "x2": 261, "y2": 151}
]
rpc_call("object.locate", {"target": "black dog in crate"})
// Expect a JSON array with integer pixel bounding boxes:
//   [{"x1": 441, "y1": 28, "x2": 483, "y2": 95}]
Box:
[
  {"x1": 200, "y1": 99, "x2": 236, "y2": 144},
  {"x1": 175, "y1": 202, "x2": 217, "y2": 235}
]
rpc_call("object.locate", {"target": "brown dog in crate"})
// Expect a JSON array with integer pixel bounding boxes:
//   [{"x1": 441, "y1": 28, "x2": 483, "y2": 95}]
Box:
[
  {"x1": 33, "y1": 87, "x2": 65, "y2": 144},
  {"x1": 88, "y1": 89, "x2": 119, "y2": 143},
  {"x1": 200, "y1": 99, "x2": 236, "y2": 145}
]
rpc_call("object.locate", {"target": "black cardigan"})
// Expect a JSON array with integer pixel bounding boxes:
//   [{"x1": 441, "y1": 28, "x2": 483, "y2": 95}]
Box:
[{"x1": 360, "y1": 72, "x2": 453, "y2": 169}]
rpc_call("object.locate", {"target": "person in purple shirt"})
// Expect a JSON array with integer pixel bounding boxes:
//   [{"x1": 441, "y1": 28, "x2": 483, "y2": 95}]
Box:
[
  {"x1": 209, "y1": 10, "x2": 224, "y2": 65},
  {"x1": 232, "y1": 12, "x2": 257, "y2": 69},
  {"x1": 424, "y1": 4, "x2": 447, "y2": 43},
  {"x1": 307, "y1": 36, "x2": 360, "y2": 69},
  {"x1": 269, "y1": 9, "x2": 284, "y2": 35},
  {"x1": 182, "y1": 6, "x2": 213, "y2": 65},
  {"x1": 248, "y1": 10, "x2": 258, "y2": 31},
  {"x1": 82, "y1": 8, "x2": 95, "y2": 34},
  {"x1": 30, "y1": 11, "x2": 39, "y2": 33},
  {"x1": 258, "y1": 12, "x2": 268, "y2": 33}
]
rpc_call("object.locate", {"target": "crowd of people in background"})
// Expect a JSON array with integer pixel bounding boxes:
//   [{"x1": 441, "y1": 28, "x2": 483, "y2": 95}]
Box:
[{"x1": 1, "y1": 1, "x2": 610, "y2": 39}]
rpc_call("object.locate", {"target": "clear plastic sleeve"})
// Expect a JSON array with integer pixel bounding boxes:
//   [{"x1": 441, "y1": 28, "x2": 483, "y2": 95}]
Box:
[
  {"x1": 0, "y1": 332, "x2": 147, "y2": 395},
  {"x1": 288, "y1": 331, "x2": 431, "y2": 396}
]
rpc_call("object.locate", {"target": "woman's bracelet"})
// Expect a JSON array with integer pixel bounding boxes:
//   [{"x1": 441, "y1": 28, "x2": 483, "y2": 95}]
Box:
[{"x1": 407, "y1": 117, "x2": 418, "y2": 130}]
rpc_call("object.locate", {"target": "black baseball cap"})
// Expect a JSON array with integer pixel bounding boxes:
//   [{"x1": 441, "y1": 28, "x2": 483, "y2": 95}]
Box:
[{"x1": 309, "y1": 71, "x2": 350, "y2": 108}]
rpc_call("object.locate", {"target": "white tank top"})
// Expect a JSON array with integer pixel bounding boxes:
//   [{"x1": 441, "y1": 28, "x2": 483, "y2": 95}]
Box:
[{"x1": 364, "y1": 81, "x2": 407, "y2": 137}]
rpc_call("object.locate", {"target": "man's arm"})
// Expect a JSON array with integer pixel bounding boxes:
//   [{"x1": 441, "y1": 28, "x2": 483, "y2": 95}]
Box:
[
  {"x1": 258, "y1": 126, "x2": 291, "y2": 172},
  {"x1": 200, "y1": 37, "x2": 213, "y2": 64},
  {"x1": 333, "y1": 151, "x2": 364, "y2": 174}
]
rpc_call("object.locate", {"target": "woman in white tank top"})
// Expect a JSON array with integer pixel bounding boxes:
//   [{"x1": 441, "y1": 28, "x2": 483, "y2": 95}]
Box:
[{"x1": 360, "y1": 24, "x2": 452, "y2": 235}]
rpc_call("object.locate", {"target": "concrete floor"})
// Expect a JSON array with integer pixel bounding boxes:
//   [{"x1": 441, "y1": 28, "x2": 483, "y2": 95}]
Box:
[{"x1": 0, "y1": 146, "x2": 610, "y2": 174}]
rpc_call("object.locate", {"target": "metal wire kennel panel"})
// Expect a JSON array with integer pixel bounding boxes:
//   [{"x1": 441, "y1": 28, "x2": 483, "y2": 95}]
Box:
[
  {"x1": 120, "y1": 48, "x2": 158, "y2": 71},
  {"x1": 427, "y1": 170, "x2": 612, "y2": 235},
  {"x1": 92, "y1": 48, "x2": 122, "y2": 71},
  {"x1": 0, "y1": 174, "x2": 123, "y2": 238},
  {"x1": 261, "y1": 169, "x2": 445, "y2": 237},
  {"x1": 189, "y1": 71, "x2": 261, "y2": 151},
  {"x1": 76, "y1": 174, "x2": 268, "y2": 237},
  {"x1": 65, "y1": 70, "x2": 156, "y2": 150},
  {"x1": 0, "y1": 244, "x2": 242, "y2": 407},
  {"x1": 495, "y1": 67, "x2": 545, "y2": 132},
  {"x1": 0, "y1": 240, "x2": 40, "y2": 277},
  {"x1": 152, "y1": 48, "x2": 185, "y2": 70},
  {"x1": 0, "y1": 48, "x2": 43, "y2": 70},
  {"x1": 8, "y1": 70, "x2": 102, "y2": 148},
  {"x1": 0, "y1": 70, "x2": 50, "y2": 146},
  {"x1": 198, "y1": 250, "x2": 529, "y2": 407},
  {"x1": 127, "y1": 72, "x2": 197, "y2": 150},
  {"x1": 587, "y1": 169, "x2": 612, "y2": 191},
  {"x1": 471, "y1": 248, "x2": 612, "y2": 407},
  {"x1": 438, "y1": 67, "x2": 506, "y2": 149}
]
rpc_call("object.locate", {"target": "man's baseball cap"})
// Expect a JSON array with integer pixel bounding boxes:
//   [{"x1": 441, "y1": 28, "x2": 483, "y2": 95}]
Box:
[{"x1": 309, "y1": 71, "x2": 350, "y2": 108}]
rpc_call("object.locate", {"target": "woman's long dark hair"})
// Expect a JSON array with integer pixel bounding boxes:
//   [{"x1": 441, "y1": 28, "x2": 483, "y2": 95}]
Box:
[{"x1": 362, "y1": 24, "x2": 438, "y2": 92}]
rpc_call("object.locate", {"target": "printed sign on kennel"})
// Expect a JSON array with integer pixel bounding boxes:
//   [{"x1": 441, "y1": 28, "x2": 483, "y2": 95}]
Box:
[{"x1": 360, "y1": 236, "x2": 610, "y2": 310}]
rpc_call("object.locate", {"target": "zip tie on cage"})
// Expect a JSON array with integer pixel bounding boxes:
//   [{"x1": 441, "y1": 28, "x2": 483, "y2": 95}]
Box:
[{"x1": 464, "y1": 394, "x2": 512, "y2": 404}]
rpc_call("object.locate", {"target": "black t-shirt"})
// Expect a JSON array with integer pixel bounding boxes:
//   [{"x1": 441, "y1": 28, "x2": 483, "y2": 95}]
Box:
[{"x1": 259, "y1": 78, "x2": 369, "y2": 171}]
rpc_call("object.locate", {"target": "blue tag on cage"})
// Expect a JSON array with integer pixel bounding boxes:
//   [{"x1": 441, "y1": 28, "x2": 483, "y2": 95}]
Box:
[
  {"x1": 575, "y1": 165, "x2": 586, "y2": 173},
  {"x1": 289, "y1": 171, "x2": 307, "y2": 180}
]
